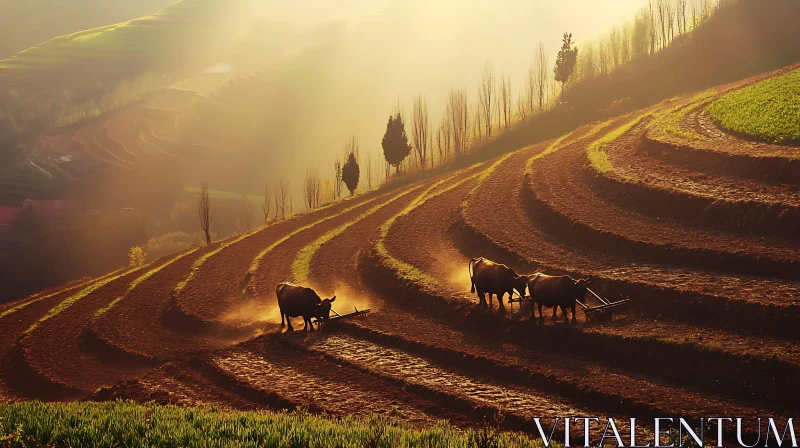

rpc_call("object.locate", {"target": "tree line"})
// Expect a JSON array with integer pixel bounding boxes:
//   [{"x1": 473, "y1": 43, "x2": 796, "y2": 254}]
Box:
[{"x1": 196, "y1": 0, "x2": 742, "y2": 246}]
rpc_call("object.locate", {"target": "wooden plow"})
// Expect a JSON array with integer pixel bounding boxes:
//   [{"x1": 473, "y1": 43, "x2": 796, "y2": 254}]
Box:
[
  {"x1": 508, "y1": 288, "x2": 629, "y2": 321},
  {"x1": 313, "y1": 306, "x2": 371, "y2": 329},
  {"x1": 579, "y1": 288, "x2": 629, "y2": 321}
]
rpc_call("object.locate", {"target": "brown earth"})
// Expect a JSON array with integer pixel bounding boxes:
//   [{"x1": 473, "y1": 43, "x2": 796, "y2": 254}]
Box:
[{"x1": 1, "y1": 64, "x2": 797, "y2": 444}]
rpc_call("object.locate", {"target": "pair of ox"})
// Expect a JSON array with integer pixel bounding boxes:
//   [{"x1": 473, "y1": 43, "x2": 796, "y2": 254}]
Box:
[
  {"x1": 468, "y1": 257, "x2": 592, "y2": 323},
  {"x1": 275, "y1": 282, "x2": 336, "y2": 332}
]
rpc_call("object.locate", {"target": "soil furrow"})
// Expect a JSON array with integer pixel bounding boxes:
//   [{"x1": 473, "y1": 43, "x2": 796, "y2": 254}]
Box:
[
  {"x1": 296, "y1": 334, "x2": 632, "y2": 439},
  {"x1": 598, "y1": 123, "x2": 800, "y2": 236},
  {"x1": 363, "y1": 159, "x2": 799, "y2": 414},
  {"x1": 451, "y1": 142, "x2": 800, "y2": 403},
  {"x1": 0, "y1": 280, "x2": 104, "y2": 401},
  {"x1": 207, "y1": 336, "x2": 468, "y2": 427},
  {"x1": 459, "y1": 131, "x2": 800, "y2": 336},
  {"x1": 244, "y1": 183, "x2": 428, "y2": 331},
  {"x1": 529, "y1": 129, "x2": 800, "y2": 280},
  {"x1": 89, "y1": 247, "x2": 224, "y2": 363},
  {"x1": 296, "y1": 153, "x2": 782, "y2": 440},
  {"x1": 3, "y1": 264, "x2": 151, "y2": 400},
  {"x1": 168, "y1": 186, "x2": 398, "y2": 334},
  {"x1": 641, "y1": 64, "x2": 800, "y2": 185},
  {"x1": 92, "y1": 358, "x2": 264, "y2": 410}
]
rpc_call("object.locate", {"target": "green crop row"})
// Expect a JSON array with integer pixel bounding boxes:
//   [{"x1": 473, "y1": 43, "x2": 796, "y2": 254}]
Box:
[
  {"x1": 93, "y1": 249, "x2": 198, "y2": 320},
  {"x1": 292, "y1": 186, "x2": 421, "y2": 285},
  {"x1": 0, "y1": 401, "x2": 546, "y2": 448},
  {"x1": 23, "y1": 268, "x2": 135, "y2": 336},
  {"x1": 707, "y1": 68, "x2": 800, "y2": 144},
  {"x1": 587, "y1": 114, "x2": 651, "y2": 174}
]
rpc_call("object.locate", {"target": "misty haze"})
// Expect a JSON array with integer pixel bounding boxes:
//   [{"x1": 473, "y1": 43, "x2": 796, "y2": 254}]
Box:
[{"x1": 0, "y1": 0, "x2": 798, "y2": 445}]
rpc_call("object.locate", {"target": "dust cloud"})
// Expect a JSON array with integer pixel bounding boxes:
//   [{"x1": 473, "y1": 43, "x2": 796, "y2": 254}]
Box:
[
  {"x1": 431, "y1": 250, "x2": 473, "y2": 293},
  {"x1": 221, "y1": 294, "x2": 281, "y2": 326}
]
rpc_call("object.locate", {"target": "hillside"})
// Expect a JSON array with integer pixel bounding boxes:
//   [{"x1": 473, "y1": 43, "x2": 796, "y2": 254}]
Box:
[
  {"x1": 0, "y1": 0, "x2": 177, "y2": 60},
  {"x1": 0, "y1": 65, "x2": 797, "y2": 444},
  {"x1": 0, "y1": 0, "x2": 233, "y2": 94}
]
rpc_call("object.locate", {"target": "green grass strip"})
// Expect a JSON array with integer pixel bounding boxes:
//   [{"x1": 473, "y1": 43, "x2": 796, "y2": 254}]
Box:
[
  {"x1": 524, "y1": 132, "x2": 576, "y2": 174},
  {"x1": 292, "y1": 185, "x2": 425, "y2": 284},
  {"x1": 0, "y1": 270, "x2": 124, "y2": 321},
  {"x1": 648, "y1": 90, "x2": 717, "y2": 142},
  {"x1": 23, "y1": 268, "x2": 136, "y2": 336},
  {"x1": 0, "y1": 401, "x2": 548, "y2": 448},
  {"x1": 375, "y1": 161, "x2": 501, "y2": 289},
  {"x1": 246, "y1": 196, "x2": 384, "y2": 283},
  {"x1": 93, "y1": 248, "x2": 199, "y2": 320},
  {"x1": 587, "y1": 114, "x2": 651, "y2": 174},
  {"x1": 174, "y1": 227, "x2": 266, "y2": 296}
]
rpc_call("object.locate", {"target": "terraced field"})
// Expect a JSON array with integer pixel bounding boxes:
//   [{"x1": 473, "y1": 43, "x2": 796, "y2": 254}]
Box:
[
  {"x1": 1, "y1": 65, "x2": 798, "y2": 444},
  {"x1": 0, "y1": 0, "x2": 227, "y2": 93}
]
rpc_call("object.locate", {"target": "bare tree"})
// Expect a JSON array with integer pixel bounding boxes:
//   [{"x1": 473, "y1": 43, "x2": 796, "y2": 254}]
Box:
[
  {"x1": 365, "y1": 152, "x2": 373, "y2": 190},
  {"x1": 198, "y1": 182, "x2": 212, "y2": 245},
  {"x1": 447, "y1": 88, "x2": 468, "y2": 157},
  {"x1": 261, "y1": 184, "x2": 271, "y2": 225},
  {"x1": 666, "y1": 0, "x2": 676, "y2": 42},
  {"x1": 498, "y1": 74, "x2": 511, "y2": 130},
  {"x1": 700, "y1": 0, "x2": 711, "y2": 22},
  {"x1": 472, "y1": 102, "x2": 483, "y2": 141},
  {"x1": 657, "y1": 0, "x2": 669, "y2": 50},
  {"x1": 242, "y1": 195, "x2": 252, "y2": 231},
  {"x1": 437, "y1": 116, "x2": 452, "y2": 165},
  {"x1": 677, "y1": 0, "x2": 688, "y2": 35},
  {"x1": 649, "y1": 0, "x2": 658, "y2": 55},
  {"x1": 303, "y1": 168, "x2": 321, "y2": 211},
  {"x1": 609, "y1": 27, "x2": 621, "y2": 69},
  {"x1": 599, "y1": 41, "x2": 610, "y2": 75},
  {"x1": 579, "y1": 41, "x2": 596, "y2": 82},
  {"x1": 411, "y1": 93, "x2": 430, "y2": 172},
  {"x1": 534, "y1": 42, "x2": 549, "y2": 112},
  {"x1": 275, "y1": 180, "x2": 290, "y2": 221},
  {"x1": 478, "y1": 63, "x2": 495, "y2": 138},
  {"x1": 334, "y1": 158, "x2": 343, "y2": 199},
  {"x1": 517, "y1": 92, "x2": 528, "y2": 122},
  {"x1": 622, "y1": 21, "x2": 633, "y2": 63}
]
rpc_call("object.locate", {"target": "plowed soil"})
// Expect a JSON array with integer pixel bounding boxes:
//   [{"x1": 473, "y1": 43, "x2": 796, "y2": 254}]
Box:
[{"x1": 4, "y1": 64, "x2": 798, "y2": 444}]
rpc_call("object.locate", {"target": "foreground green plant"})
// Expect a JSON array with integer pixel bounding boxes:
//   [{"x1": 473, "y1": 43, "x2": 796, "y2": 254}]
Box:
[
  {"x1": 707, "y1": 68, "x2": 800, "y2": 144},
  {"x1": 0, "y1": 401, "x2": 547, "y2": 448}
]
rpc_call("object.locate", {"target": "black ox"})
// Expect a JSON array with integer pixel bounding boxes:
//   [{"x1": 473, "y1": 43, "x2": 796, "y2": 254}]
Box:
[
  {"x1": 526, "y1": 273, "x2": 592, "y2": 323},
  {"x1": 276, "y1": 282, "x2": 336, "y2": 332},
  {"x1": 468, "y1": 257, "x2": 528, "y2": 309}
]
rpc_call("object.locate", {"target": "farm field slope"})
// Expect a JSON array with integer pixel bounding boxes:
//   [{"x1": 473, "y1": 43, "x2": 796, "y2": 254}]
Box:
[{"x1": 0, "y1": 65, "x2": 798, "y2": 444}]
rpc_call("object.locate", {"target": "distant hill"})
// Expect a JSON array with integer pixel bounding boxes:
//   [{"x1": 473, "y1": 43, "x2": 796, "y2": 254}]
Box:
[{"x1": 0, "y1": 0, "x2": 177, "y2": 60}]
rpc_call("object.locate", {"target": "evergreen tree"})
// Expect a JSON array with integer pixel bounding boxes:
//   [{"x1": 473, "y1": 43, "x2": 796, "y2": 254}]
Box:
[
  {"x1": 342, "y1": 151, "x2": 360, "y2": 196},
  {"x1": 554, "y1": 32, "x2": 579, "y2": 94},
  {"x1": 381, "y1": 112, "x2": 411, "y2": 174}
]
